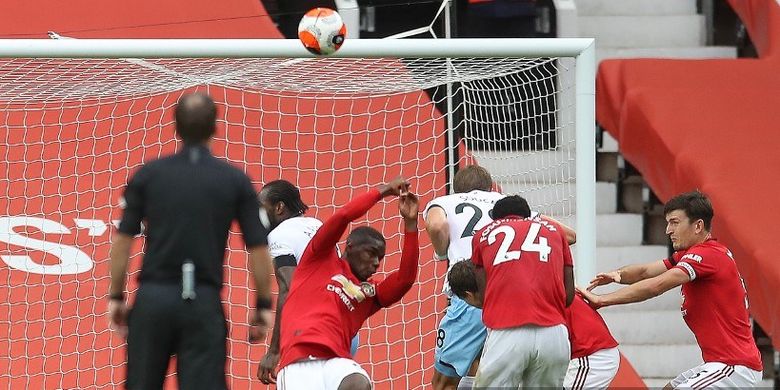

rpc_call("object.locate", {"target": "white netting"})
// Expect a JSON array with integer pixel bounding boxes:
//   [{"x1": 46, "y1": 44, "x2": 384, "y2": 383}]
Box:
[{"x1": 0, "y1": 54, "x2": 576, "y2": 389}]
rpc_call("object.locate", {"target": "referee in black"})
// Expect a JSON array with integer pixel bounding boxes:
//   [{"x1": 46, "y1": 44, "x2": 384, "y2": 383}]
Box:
[{"x1": 108, "y1": 92, "x2": 274, "y2": 390}]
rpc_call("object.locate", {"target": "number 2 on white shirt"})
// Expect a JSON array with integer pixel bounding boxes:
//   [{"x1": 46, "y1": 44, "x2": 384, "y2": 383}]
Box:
[{"x1": 488, "y1": 223, "x2": 551, "y2": 266}]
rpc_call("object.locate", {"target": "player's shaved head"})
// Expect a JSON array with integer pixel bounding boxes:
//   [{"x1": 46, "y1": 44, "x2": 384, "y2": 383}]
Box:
[
  {"x1": 345, "y1": 226, "x2": 386, "y2": 282},
  {"x1": 492, "y1": 195, "x2": 531, "y2": 220},
  {"x1": 453, "y1": 165, "x2": 493, "y2": 193},
  {"x1": 175, "y1": 92, "x2": 217, "y2": 144},
  {"x1": 347, "y1": 226, "x2": 385, "y2": 247}
]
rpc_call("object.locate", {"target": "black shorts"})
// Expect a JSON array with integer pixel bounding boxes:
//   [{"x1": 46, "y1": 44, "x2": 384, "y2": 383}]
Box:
[{"x1": 125, "y1": 283, "x2": 227, "y2": 390}]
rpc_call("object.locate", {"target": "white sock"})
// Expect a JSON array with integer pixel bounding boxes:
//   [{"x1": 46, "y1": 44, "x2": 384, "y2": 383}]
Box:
[{"x1": 457, "y1": 376, "x2": 475, "y2": 390}]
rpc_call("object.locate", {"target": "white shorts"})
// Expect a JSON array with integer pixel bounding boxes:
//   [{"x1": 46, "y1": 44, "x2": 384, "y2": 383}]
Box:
[
  {"x1": 475, "y1": 324, "x2": 570, "y2": 388},
  {"x1": 277, "y1": 357, "x2": 371, "y2": 390},
  {"x1": 564, "y1": 347, "x2": 620, "y2": 390},
  {"x1": 670, "y1": 362, "x2": 762, "y2": 389}
]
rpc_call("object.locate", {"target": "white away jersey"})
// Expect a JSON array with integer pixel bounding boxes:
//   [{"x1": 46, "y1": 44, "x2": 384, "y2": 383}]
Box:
[
  {"x1": 268, "y1": 216, "x2": 323, "y2": 263},
  {"x1": 423, "y1": 191, "x2": 502, "y2": 294},
  {"x1": 423, "y1": 190, "x2": 539, "y2": 294}
]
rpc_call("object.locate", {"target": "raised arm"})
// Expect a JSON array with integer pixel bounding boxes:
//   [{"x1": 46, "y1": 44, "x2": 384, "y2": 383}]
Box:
[
  {"x1": 309, "y1": 178, "x2": 410, "y2": 257},
  {"x1": 424, "y1": 206, "x2": 449, "y2": 259},
  {"x1": 376, "y1": 192, "x2": 420, "y2": 307},
  {"x1": 588, "y1": 260, "x2": 669, "y2": 290},
  {"x1": 539, "y1": 214, "x2": 577, "y2": 245}
]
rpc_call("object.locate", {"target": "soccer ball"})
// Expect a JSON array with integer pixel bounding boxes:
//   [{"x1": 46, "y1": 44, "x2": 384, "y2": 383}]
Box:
[{"x1": 297, "y1": 8, "x2": 347, "y2": 55}]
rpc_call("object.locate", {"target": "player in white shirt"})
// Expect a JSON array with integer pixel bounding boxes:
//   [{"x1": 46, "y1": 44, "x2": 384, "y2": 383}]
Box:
[
  {"x1": 255, "y1": 180, "x2": 359, "y2": 385},
  {"x1": 424, "y1": 166, "x2": 576, "y2": 390}
]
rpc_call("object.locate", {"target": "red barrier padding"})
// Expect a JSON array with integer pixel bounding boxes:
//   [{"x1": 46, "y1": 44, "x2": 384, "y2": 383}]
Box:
[
  {"x1": 727, "y1": 0, "x2": 780, "y2": 60},
  {"x1": 597, "y1": 54, "x2": 780, "y2": 351}
]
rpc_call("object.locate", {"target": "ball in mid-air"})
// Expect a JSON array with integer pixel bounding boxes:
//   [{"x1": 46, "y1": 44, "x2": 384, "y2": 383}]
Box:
[{"x1": 298, "y1": 8, "x2": 347, "y2": 55}]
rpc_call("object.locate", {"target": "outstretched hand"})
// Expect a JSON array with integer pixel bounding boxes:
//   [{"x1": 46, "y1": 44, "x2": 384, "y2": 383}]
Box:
[
  {"x1": 576, "y1": 286, "x2": 605, "y2": 310},
  {"x1": 379, "y1": 177, "x2": 411, "y2": 198},
  {"x1": 587, "y1": 271, "x2": 621, "y2": 291},
  {"x1": 399, "y1": 192, "x2": 419, "y2": 223}
]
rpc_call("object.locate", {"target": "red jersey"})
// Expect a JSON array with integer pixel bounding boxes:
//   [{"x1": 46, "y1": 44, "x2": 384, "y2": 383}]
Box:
[
  {"x1": 471, "y1": 216, "x2": 573, "y2": 329},
  {"x1": 566, "y1": 295, "x2": 618, "y2": 359},
  {"x1": 663, "y1": 239, "x2": 762, "y2": 371},
  {"x1": 278, "y1": 189, "x2": 419, "y2": 370}
]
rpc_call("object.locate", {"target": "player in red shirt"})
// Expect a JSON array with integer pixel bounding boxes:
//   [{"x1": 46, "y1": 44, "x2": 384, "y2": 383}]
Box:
[
  {"x1": 275, "y1": 178, "x2": 419, "y2": 390},
  {"x1": 448, "y1": 261, "x2": 619, "y2": 390},
  {"x1": 464, "y1": 195, "x2": 575, "y2": 388},
  {"x1": 580, "y1": 191, "x2": 763, "y2": 388},
  {"x1": 564, "y1": 295, "x2": 620, "y2": 389}
]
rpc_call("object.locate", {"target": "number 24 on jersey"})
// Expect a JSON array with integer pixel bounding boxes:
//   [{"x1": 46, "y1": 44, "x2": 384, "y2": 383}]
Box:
[{"x1": 487, "y1": 223, "x2": 552, "y2": 266}]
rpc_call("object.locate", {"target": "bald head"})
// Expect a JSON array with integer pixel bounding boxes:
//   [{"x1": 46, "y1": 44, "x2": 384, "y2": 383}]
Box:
[{"x1": 175, "y1": 93, "x2": 217, "y2": 144}]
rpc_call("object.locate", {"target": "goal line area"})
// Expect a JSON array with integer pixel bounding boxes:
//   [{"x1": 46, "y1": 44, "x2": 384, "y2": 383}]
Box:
[{"x1": 0, "y1": 38, "x2": 595, "y2": 389}]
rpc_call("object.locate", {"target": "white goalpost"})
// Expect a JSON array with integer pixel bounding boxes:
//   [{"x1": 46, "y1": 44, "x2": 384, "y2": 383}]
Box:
[{"x1": 0, "y1": 38, "x2": 594, "y2": 389}]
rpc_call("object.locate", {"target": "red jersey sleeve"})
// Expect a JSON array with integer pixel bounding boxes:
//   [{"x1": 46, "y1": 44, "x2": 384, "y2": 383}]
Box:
[
  {"x1": 674, "y1": 247, "x2": 717, "y2": 281},
  {"x1": 663, "y1": 251, "x2": 682, "y2": 269},
  {"x1": 306, "y1": 189, "x2": 382, "y2": 260},
  {"x1": 471, "y1": 232, "x2": 484, "y2": 267},
  {"x1": 375, "y1": 231, "x2": 419, "y2": 308}
]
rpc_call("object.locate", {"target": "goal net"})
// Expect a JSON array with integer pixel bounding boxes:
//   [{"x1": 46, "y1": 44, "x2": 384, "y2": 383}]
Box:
[{"x1": 0, "y1": 39, "x2": 593, "y2": 389}]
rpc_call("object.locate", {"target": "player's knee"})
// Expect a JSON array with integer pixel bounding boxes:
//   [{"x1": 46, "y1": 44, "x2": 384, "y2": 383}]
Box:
[{"x1": 338, "y1": 373, "x2": 371, "y2": 390}]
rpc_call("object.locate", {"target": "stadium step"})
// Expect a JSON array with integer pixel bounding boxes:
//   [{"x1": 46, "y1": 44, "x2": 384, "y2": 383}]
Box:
[
  {"x1": 594, "y1": 213, "x2": 643, "y2": 246},
  {"x1": 595, "y1": 284, "x2": 684, "y2": 312},
  {"x1": 599, "y1": 130, "x2": 619, "y2": 153},
  {"x1": 619, "y1": 344, "x2": 703, "y2": 379},
  {"x1": 495, "y1": 181, "x2": 617, "y2": 215},
  {"x1": 597, "y1": 46, "x2": 738, "y2": 63},
  {"x1": 578, "y1": 1, "x2": 749, "y2": 386},
  {"x1": 575, "y1": 0, "x2": 697, "y2": 17},
  {"x1": 601, "y1": 309, "x2": 696, "y2": 345},
  {"x1": 595, "y1": 245, "x2": 669, "y2": 271},
  {"x1": 554, "y1": 213, "x2": 643, "y2": 247},
  {"x1": 579, "y1": 15, "x2": 705, "y2": 48}
]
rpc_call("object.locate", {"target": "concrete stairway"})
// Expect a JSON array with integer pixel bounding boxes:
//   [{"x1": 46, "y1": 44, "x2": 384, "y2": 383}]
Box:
[
  {"x1": 575, "y1": 0, "x2": 737, "y2": 384},
  {"x1": 577, "y1": 0, "x2": 737, "y2": 62},
  {"x1": 595, "y1": 130, "x2": 701, "y2": 384}
]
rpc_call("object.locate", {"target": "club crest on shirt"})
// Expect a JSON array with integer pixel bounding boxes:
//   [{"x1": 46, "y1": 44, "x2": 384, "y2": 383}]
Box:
[
  {"x1": 328, "y1": 275, "x2": 376, "y2": 311},
  {"x1": 360, "y1": 282, "x2": 376, "y2": 298}
]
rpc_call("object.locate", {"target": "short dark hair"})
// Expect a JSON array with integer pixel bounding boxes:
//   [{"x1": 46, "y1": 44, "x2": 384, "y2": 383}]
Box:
[
  {"x1": 448, "y1": 260, "x2": 478, "y2": 299},
  {"x1": 347, "y1": 226, "x2": 385, "y2": 246},
  {"x1": 175, "y1": 93, "x2": 217, "y2": 144},
  {"x1": 492, "y1": 195, "x2": 531, "y2": 220},
  {"x1": 261, "y1": 180, "x2": 309, "y2": 215},
  {"x1": 663, "y1": 191, "x2": 714, "y2": 231},
  {"x1": 453, "y1": 165, "x2": 493, "y2": 193}
]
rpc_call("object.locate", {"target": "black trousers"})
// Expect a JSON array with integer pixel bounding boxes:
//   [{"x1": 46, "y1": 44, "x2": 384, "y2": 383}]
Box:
[{"x1": 125, "y1": 283, "x2": 227, "y2": 390}]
